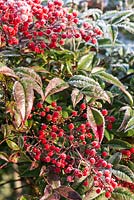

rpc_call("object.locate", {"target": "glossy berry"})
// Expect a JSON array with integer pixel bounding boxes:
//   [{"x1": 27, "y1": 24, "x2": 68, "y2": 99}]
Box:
[
  {"x1": 83, "y1": 180, "x2": 88, "y2": 187},
  {"x1": 102, "y1": 151, "x2": 108, "y2": 157},
  {"x1": 37, "y1": 102, "x2": 43, "y2": 109},
  {"x1": 130, "y1": 147, "x2": 134, "y2": 154},
  {"x1": 101, "y1": 109, "x2": 108, "y2": 116},
  {"x1": 80, "y1": 103, "x2": 86, "y2": 110},
  {"x1": 51, "y1": 101, "x2": 57, "y2": 107},
  {"x1": 68, "y1": 123, "x2": 74, "y2": 130},
  {"x1": 105, "y1": 191, "x2": 111, "y2": 198}
]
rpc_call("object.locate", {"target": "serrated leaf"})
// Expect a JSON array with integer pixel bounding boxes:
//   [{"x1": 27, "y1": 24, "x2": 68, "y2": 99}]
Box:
[
  {"x1": 112, "y1": 164, "x2": 134, "y2": 183},
  {"x1": 69, "y1": 75, "x2": 110, "y2": 103},
  {"x1": 125, "y1": 117, "x2": 134, "y2": 132},
  {"x1": 15, "y1": 67, "x2": 42, "y2": 87},
  {"x1": 106, "y1": 139, "x2": 132, "y2": 150},
  {"x1": 95, "y1": 71, "x2": 133, "y2": 106},
  {"x1": 112, "y1": 187, "x2": 134, "y2": 200},
  {"x1": 109, "y1": 152, "x2": 122, "y2": 165},
  {"x1": 7, "y1": 140, "x2": 20, "y2": 150},
  {"x1": 87, "y1": 107, "x2": 105, "y2": 143},
  {"x1": 0, "y1": 152, "x2": 9, "y2": 161},
  {"x1": 45, "y1": 78, "x2": 69, "y2": 98},
  {"x1": 57, "y1": 186, "x2": 82, "y2": 200},
  {"x1": 71, "y1": 88, "x2": 83, "y2": 108},
  {"x1": 0, "y1": 66, "x2": 18, "y2": 78},
  {"x1": 78, "y1": 53, "x2": 95, "y2": 71},
  {"x1": 13, "y1": 81, "x2": 26, "y2": 121}
]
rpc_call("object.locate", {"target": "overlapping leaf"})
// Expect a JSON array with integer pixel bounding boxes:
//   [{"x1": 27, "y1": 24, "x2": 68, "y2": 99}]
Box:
[{"x1": 87, "y1": 107, "x2": 105, "y2": 143}]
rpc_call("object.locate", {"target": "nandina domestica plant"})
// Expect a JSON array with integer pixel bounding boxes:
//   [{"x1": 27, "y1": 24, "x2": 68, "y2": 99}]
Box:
[{"x1": 0, "y1": 0, "x2": 134, "y2": 200}]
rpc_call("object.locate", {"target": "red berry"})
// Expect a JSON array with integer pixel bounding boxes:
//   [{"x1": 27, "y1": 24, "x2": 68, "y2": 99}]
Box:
[
  {"x1": 46, "y1": 114, "x2": 52, "y2": 121},
  {"x1": 101, "y1": 109, "x2": 108, "y2": 116},
  {"x1": 107, "y1": 123, "x2": 112, "y2": 130},
  {"x1": 56, "y1": 106, "x2": 62, "y2": 111},
  {"x1": 37, "y1": 102, "x2": 43, "y2": 109},
  {"x1": 45, "y1": 107, "x2": 50, "y2": 112},
  {"x1": 51, "y1": 101, "x2": 57, "y2": 107},
  {"x1": 102, "y1": 151, "x2": 108, "y2": 157},
  {"x1": 72, "y1": 111, "x2": 78, "y2": 116},
  {"x1": 45, "y1": 156, "x2": 51, "y2": 163},
  {"x1": 40, "y1": 111, "x2": 46, "y2": 117},
  {"x1": 41, "y1": 124, "x2": 47, "y2": 130},
  {"x1": 105, "y1": 191, "x2": 111, "y2": 198},
  {"x1": 69, "y1": 135, "x2": 74, "y2": 141},
  {"x1": 89, "y1": 158, "x2": 95, "y2": 165},
  {"x1": 83, "y1": 180, "x2": 88, "y2": 187},
  {"x1": 79, "y1": 134, "x2": 85, "y2": 141},
  {"x1": 130, "y1": 147, "x2": 134, "y2": 154},
  {"x1": 68, "y1": 123, "x2": 74, "y2": 130},
  {"x1": 96, "y1": 188, "x2": 101, "y2": 194},
  {"x1": 80, "y1": 103, "x2": 86, "y2": 110}
]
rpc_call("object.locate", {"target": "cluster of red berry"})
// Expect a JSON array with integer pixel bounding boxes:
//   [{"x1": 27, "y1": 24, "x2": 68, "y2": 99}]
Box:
[
  {"x1": 0, "y1": 0, "x2": 102, "y2": 53},
  {"x1": 118, "y1": 181, "x2": 134, "y2": 193},
  {"x1": 121, "y1": 147, "x2": 134, "y2": 159},
  {"x1": 24, "y1": 101, "x2": 117, "y2": 198},
  {"x1": 101, "y1": 109, "x2": 116, "y2": 130}
]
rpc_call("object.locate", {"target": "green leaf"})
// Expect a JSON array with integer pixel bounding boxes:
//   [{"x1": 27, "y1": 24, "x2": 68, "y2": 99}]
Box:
[
  {"x1": 112, "y1": 164, "x2": 134, "y2": 183},
  {"x1": 125, "y1": 117, "x2": 134, "y2": 132},
  {"x1": 110, "y1": 10, "x2": 134, "y2": 24},
  {"x1": 108, "y1": 25, "x2": 118, "y2": 43},
  {"x1": 69, "y1": 75, "x2": 97, "y2": 88},
  {"x1": 112, "y1": 187, "x2": 134, "y2": 200},
  {"x1": 106, "y1": 139, "x2": 132, "y2": 150},
  {"x1": 108, "y1": 152, "x2": 122, "y2": 165},
  {"x1": 71, "y1": 88, "x2": 83, "y2": 108},
  {"x1": 87, "y1": 107, "x2": 105, "y2": 143},
  {"x1": 104, "y1": 130, "x2": 114, "y2": 141},
  {"x1": 7, "y1": 140, "x2": 20, "y2": 150},
  {"x1": 95, "y1": 71, "x2": 133, "y2": 106},
  {"x1": 45, "y1": 78, "x2": 69, "y2": 98},
  {"x1": 0, "y1": 66, "x2": 18, "y2": 78},
  {"x1": 78, "y1": 53, "x2": 95, "y2": 71}
]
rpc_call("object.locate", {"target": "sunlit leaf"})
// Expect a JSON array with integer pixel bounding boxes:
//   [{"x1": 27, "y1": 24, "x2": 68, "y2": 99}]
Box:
[
  {"x1": 0, "y1": 66, "x2": 18, "y2": 78},
  {"x1": 112, "y1": 164, "x2": 134, "y2": 183},
  {"x1": 45, "y1": 78, "x2": 69, "y2": 98},
  {"x1": 112, "y1": 187, "x2": 134, "y2": 200},
  {"x1": 105, "y1": 139, "x2": 132, "y2": 150},
  {"x1": 13, "y1": 81, "x2": 26, "y2": 121},
  {"x1": 0, "y1": 152, "x2": 9, "y2": 161},
  {"x1": 7, "y1": 140, "x2": 20, "y2": 150},
  {"x1": 71, "y1": 88, "x2": 83, "y2": 108},
  {"x1": 87, "y1": 107, "x2": 105, "y2": 143},
  {"x1": 108, "y1": 152, "x2": 122, "y2": 165}
]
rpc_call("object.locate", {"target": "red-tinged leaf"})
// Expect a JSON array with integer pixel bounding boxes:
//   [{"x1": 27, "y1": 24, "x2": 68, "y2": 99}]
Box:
[
  {"x1": 9, "y1": 152, "x2": 20, "y2": 163},
  {"x1": 40, "y1": 185, "x2": 52, "y2": 200},
  {"x1": 57, "y1": 186, "x2": 82, "y2": 200},
  {"x1": 13, "y1": 81, "x2": 26, "y2": 121},
  {"x1": 118, "y1": 106, "x2": 132, "y2": 132},
  {"x1": 45, "y1": 78, "x2": 69, "y2": 98},
  {"x1": 71, "y1": 88, "x2": 83, "y2": 108},
  {"x1": 15, "y1": 67, "x2": 42, "y2": 87},
  {"x1": 20, "y1": 79, "x2": 34, "y2": 120},
  {"x1": 87, "y1": 107, "x2": 105, "y2": 143},
  {"x1": 0, "y1": 66, "x2": 18, "y2": 78},
  {"x1": 21, "y1": 77, "x2": 44, "y2": 101},
  {"x1": 0, "y1": 152, "x2": 9, "y2": 161}
]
